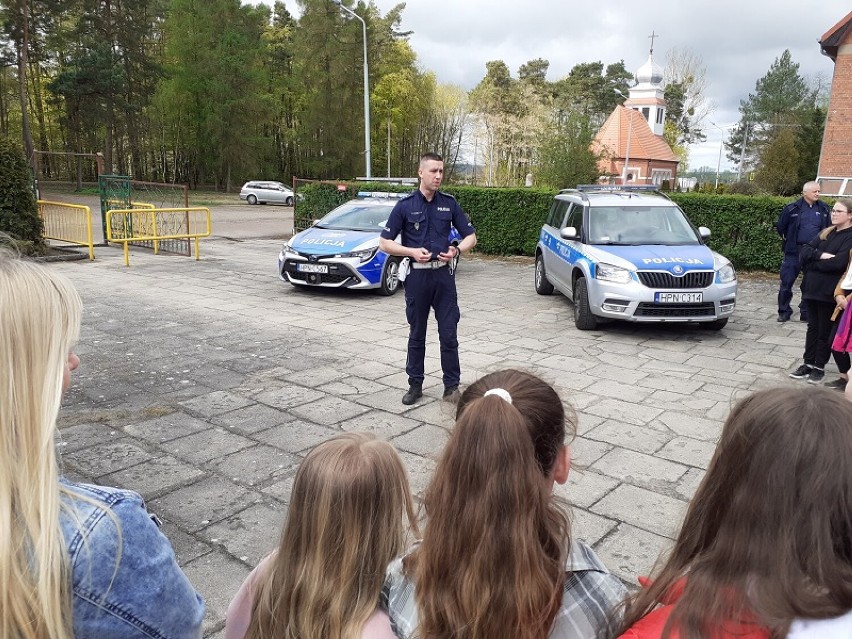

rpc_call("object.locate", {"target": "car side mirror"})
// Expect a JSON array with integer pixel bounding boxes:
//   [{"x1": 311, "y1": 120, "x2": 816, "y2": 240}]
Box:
[
  {"x1": 698, "y1": 226, "x2": 711, "y2": 239},
  {"x1": 560, "y1": 227, "x2": 578, "y2": 240}
]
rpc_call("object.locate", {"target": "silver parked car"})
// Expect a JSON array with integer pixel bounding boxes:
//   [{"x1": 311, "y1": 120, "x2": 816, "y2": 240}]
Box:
[
  {"x1": 534, "y1": 185, "x2": 737, "y2": 330},
  {"x1": 239, "y1": 181, "x2": 296, "y2": 206}
]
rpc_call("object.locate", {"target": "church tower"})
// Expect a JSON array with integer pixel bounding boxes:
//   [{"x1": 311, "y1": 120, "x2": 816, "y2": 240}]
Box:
[
  {"x1": 592, "y1": 31, "x2": 679, "y2": 186},
  {"x1": 625, "y1": 33, "x2": 667, "y2": 137}
]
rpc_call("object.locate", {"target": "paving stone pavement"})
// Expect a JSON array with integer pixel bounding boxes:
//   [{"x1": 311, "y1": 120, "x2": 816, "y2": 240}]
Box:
[{"x1": 53, "y1": 239, "x2": 816, "y2": 636}]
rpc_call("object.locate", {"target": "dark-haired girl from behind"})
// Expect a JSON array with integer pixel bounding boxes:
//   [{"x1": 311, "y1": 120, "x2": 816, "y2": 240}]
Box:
[{"x1": 614, "y1": 385, "x2": 852, "y2": 639}]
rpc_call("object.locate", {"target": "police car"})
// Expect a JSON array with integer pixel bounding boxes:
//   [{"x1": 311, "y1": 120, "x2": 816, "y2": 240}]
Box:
[
  {"x1": 534, "y1": 186, "x2": 737, "y2": 330},
  {"x1": 279, "y1": 192, "x2": 460, "y2": 296}
]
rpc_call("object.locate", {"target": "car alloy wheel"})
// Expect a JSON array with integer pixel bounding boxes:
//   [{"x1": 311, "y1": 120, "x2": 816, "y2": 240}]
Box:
[
  {"x1": 534, "y1": 253, "x2": 554, "y2": 295},
  {"x1": 573, "y1": 277, "x2": 598, "y2": 330},
  {"x1": 379, "y1": 258, "x2": 401, "y2": 296}
]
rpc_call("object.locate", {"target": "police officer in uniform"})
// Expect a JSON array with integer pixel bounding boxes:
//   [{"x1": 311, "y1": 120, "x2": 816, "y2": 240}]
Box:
[
  {"x1": 379, "y1": 153, "x2": 477, "y2": 405},
  {"x1": 776, "y1": 181, "x2": 830, "y2": 322}
]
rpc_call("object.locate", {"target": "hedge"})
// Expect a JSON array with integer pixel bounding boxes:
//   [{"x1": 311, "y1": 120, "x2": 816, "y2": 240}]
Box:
[{"x1": 295, "y1": 182, "x2": 806, "y2": 272}]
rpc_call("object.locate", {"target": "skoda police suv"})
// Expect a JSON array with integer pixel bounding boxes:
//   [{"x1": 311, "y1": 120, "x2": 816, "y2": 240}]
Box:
[{"x1": 534, "y1": 186, "x2": 737, "y2": 330}]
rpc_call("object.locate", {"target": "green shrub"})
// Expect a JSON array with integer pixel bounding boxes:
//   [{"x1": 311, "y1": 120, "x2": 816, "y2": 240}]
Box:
[
  {"x1": 297, "y1": 181, "x2": 792, "y2": 271},
  {"x1": 0, "y1": 136, "x2": 43, "y2": 248},
  {"x1": 669, "y1": 192, "x2": 786, "y2": 271}
]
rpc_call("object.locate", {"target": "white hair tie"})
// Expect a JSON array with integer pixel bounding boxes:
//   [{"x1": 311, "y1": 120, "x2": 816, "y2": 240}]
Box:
[{"x1": 484, "y1": 388, "x2": 512, "y2": 404}]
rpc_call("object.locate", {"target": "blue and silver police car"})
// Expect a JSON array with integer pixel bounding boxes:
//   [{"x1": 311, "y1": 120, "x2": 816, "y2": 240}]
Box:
[
  {"x1": 279, "y1": 192, "x2": 460, "y2": 296},
  {"x1": 534, "y1": 186, "x2": 737, "y2": 330}
]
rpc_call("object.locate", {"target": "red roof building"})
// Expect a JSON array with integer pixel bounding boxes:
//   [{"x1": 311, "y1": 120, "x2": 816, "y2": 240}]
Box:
[
  {"x1": 817, "y1": 11, "x2": 852, "y2": 196},
  {"x1": 593, "y1": 51, "x2": 679, "y2": 186}
]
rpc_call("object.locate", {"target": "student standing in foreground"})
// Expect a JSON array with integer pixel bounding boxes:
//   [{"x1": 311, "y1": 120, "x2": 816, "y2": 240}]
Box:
[
  {"x1": 775, "y1": 181, "x2": 830, "y2": 322},
  {"x1": 379, "y1": 152, "x2": 477, "y2": 405},
  {"x1": 226, "y1": 433, "x2": 418, "y2": 639},
  {"x1": 614, "y1": 386, "x2": 852, "y2": 639},
  {"x1": 0, "y1": 250, "x2": 204, "y2": 639},
  {"x1": 383, "y1": 369, "x2": 626, "y2": 639}
]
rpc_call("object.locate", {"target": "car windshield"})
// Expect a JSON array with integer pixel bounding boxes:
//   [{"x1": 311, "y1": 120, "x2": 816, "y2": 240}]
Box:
[
  {"x1": 316, "y1": 203, "x2": 389, "y2": 231},
  {"x1": 587, "y1": 206, "x2": 699, "y2": 245}
]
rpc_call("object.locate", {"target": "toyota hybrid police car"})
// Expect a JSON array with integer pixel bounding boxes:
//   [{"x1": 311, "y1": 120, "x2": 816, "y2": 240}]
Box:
[
  {"x1": 534, "y1": 186, "x2": 737, "y2": 330},
  {"x1": 279, "y1": 192, "x2": 460, "y2": 296}
]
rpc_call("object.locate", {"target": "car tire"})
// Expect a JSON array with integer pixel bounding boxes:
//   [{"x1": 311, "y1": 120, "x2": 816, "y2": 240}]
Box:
[
  {"x1": 379, "y1": 258, "x2": 401, "y2": 296},
  {"x1": 534, "y1": 253, "x2": 554, "y2": 295},
  {"x1": 700, "y1": 318, "x2": 728, "y2": 330},
  {"x1": 573, "y1": 277, "x2": 599, "y2": 330},
  {"x1": 286, "y1": 196, "x2": 294, "y2": 206},
  {"x1": 246, "y1": 194, "x2": 257, "y2": 205}
]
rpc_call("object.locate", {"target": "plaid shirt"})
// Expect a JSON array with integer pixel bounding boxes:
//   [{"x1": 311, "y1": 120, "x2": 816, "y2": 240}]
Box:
[{"x1": 382, "y1": 539, "x2": 627, "y2": 639}]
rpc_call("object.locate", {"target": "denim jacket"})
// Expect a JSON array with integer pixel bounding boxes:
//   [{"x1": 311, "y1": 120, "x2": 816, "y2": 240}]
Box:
[{"x1": 59, "y1": 479, "x2": 205, "y2": 638}]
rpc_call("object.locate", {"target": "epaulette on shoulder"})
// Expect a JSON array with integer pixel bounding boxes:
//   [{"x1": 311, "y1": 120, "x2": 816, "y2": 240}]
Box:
[
  {"x1": 400, "y1": 190, "x2": 417, "y2": 201},
  {"x1": 439, "y1": 191, "x2": 457, "y2": 201}
]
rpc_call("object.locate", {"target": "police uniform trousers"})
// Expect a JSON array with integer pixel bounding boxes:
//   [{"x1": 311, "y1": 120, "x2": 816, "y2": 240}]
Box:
[
  {"x1": 403, "y1": 265, "x2": 461, "y2": 388},
  {"x1": 778, "y1": 250, "x2": 806, "y2": 320}
]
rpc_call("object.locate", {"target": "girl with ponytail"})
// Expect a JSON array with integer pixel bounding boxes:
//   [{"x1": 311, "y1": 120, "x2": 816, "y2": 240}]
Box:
[{"x1": 383, "y1": 369, "x2": 625, "y2": 639}]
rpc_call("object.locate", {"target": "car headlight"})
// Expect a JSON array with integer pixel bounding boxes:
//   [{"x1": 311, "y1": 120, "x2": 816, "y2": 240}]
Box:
[
  {"x1": 595, "y1": 262, "x2": 633, "y2": 284},
  {"x1": 716, "y1": 263, "x2": 736, "y2": 283},
  {"x1": 281, "y1": 241, "x2": 292, "y2": 253},
  {"x1": 336, "y1": 248, "x2": 378, "y2": 263}
]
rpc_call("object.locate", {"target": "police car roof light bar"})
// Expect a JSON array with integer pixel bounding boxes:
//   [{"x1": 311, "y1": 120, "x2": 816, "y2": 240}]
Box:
[
  {"x1": 575, "y1": 184, "x2": 660, "y2": 192},
  {"x1": 356, "y1": 191, "x2": 407, "y2": 199}
]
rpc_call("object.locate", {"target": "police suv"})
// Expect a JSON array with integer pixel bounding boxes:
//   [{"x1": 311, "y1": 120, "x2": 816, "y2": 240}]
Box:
[
  {"x1": 534, "y1": 186, "x2": 737, "y2": 330},
  {"x1": 279, "y1": 192, "x2": 460, "y2": 296}
]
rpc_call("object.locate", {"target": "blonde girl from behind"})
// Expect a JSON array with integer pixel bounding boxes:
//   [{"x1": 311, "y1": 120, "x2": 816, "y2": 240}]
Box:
[{"x1": 227, "y1": 432, "x2": 418, "y2": 639}]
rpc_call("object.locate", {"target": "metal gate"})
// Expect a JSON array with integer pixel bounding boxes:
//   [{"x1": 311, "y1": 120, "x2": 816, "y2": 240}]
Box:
[
  {"x1": 99, "y1": 175, "x2": 191, "y2": 256},
  {"x1": 99, "y1": 174, "x2": 131, "y2": 242}
]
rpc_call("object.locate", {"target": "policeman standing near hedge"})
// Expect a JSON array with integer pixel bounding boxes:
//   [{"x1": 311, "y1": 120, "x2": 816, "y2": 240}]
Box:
[
  {"x1": 776, "y1": 181, "x2": 830, "y2": 322},
  {"x1": 379, "y1": 152, "x2": 477, "y2": 405}
]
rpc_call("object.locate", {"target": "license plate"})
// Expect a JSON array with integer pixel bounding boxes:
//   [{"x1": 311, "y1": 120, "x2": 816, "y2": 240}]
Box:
[
  {"x1": 297, "y1": 263, "x2": 328, "y2": 274},
  {"x1": 655, "y1": 292, "x2": 703, "y2": 303}
]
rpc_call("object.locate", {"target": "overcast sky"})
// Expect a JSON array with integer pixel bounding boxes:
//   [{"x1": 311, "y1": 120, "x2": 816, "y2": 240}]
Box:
[{"x1": 262, "y1": 1, "x2": 849, "y2": 172}]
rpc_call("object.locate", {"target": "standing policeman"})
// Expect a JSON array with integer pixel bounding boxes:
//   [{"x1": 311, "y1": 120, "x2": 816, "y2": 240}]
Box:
[
  {"x1": 379, "y1": 153, "x2": 477, "y2": 405},
  {"x1": 776, "y1": 181, "x2": 830, "y2": 322}
]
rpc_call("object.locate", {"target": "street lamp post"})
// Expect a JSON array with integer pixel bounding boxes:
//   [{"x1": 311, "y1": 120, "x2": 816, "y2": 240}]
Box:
[
  {"x1": 332, "y1": 0, "x2": 371, "y2": 178},
  {"x1": 614, "y1": 89, "x2": 633, "y2": 184},
  {"x1": 709, "y1": 121, "x2": 737, "y2": 191},
  {"x1": 715, "y1": 141, "x2": 723, "y2": 190}
]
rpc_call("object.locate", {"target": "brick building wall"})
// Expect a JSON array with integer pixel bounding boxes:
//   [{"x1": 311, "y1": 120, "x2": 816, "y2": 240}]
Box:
[
  {"x1": 818, "y1": 19, "x2": 852, "y2": 196},
  {"x1": 819, "y1": 44, "x2": 852, "y2": 176}
]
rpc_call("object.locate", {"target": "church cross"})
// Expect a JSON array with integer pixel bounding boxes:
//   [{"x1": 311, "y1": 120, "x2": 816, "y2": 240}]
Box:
[{"x1": 648, "y1": 30, "x2": 659, "y2": 54}]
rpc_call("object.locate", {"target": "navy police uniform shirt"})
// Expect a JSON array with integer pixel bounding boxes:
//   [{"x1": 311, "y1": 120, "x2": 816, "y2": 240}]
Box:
[{"x1": 382, "y1": 190, "x2": 475, "y2": 258}]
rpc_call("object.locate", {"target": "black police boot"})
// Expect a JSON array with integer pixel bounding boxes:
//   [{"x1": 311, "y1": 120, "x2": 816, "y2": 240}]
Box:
[
  {"x1": 442, "y1": 386, "x2": 460, "y2": 404},
  {"x1": 402, "y1": 383, "x2": 423, "y2": 405}
]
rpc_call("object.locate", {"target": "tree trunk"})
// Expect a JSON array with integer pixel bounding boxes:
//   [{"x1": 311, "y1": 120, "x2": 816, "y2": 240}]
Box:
[{"x1": 17, "y1": 0, "x2": 35, "y2": 168}]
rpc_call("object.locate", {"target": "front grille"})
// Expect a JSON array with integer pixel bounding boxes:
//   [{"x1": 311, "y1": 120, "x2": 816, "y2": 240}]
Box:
[
  {"x1": 634, "y1": 302, "x2": 716, "y2": 318},
  {"x1": 283, "y1": 260, "x2": 355, "y2": 285},
  {"x1": 637, "y1": 271, "x2": 714, "y2": 289}
]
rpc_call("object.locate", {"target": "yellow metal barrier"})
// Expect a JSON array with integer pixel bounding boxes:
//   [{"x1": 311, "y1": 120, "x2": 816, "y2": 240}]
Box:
[
  {"x1": 37, "y1": 200, "x2": 95, "y2": 260},
  {"x1": 106, "y1": 207, "x2": 212, "y2": 267}
]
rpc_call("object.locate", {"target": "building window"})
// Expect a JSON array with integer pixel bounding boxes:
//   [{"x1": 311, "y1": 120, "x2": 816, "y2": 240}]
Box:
[
  {"x1": 651, "y1": 169, "x2": 672, "y2": 186},
  {"x1": 642, "y1": 107, "x2": 650, "y2": 121},
  {"x1": 656, "y1": 108, "x2": 664, "y2": 125}
]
